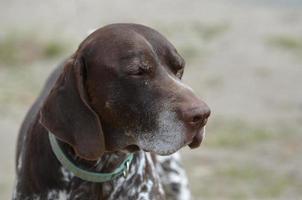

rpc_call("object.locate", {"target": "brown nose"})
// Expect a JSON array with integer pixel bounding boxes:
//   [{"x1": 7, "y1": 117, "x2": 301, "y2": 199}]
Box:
[{"x1": 182, "y1": 105, "x2": 211, "y2": 128}]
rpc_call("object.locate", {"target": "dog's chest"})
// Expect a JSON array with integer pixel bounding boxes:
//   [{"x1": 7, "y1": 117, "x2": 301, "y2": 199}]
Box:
[{"x1": 61, "y1": 151, "x2": 165, "y2": 200}]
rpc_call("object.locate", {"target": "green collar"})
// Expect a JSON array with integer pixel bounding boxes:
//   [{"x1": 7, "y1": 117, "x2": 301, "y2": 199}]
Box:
[{"x1": 48, "y1": 132, "x2": 134, "y2": 182}]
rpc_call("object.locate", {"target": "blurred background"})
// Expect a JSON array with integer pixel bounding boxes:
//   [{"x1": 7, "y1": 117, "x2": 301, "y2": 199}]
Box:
[{"x1": 1, "y1": 0, "x2": 302, "y2": 199}]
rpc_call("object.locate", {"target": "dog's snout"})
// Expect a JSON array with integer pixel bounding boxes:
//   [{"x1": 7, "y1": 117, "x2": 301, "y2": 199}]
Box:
[{"x1": 182, "y1": 105, "x2": 211, "y2": 127}]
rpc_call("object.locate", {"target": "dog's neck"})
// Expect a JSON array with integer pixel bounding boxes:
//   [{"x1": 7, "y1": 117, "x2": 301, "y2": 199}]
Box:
[
  {"x1": 59, "y1": 140, "x2": 130, "y2": 174},
  {"x1": 15, "y1": 123, "x2": 164, "y2": 200}
]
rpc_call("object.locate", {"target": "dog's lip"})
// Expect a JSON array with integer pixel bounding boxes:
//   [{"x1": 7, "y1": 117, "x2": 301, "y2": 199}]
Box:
[
  {"x1": 124, "y1": 144, "x2": 140, "y2": 152},
  {"x1": 129, "y1": 127, "x2": 206, "y2": 154},
  {"x1": 188, "y1": 126, "x2": 205, "y2": 149}
]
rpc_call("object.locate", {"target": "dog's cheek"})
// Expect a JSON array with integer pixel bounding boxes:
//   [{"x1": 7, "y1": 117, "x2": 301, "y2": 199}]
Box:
[{"x1": 136, "y1": 110, "x2": 187, "y2": 155}]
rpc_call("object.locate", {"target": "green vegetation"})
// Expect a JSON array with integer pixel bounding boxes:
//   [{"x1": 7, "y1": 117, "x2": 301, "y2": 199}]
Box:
[
  {"x1": 204, "y1": 75, "x2": 224, "y2": 89},
  {"x1": 178, "y1": 44, "x2": 204, "y2": 62},
  {"x1": 184, "y1": 117, "x2": 302, "y2": 199},
  {"x1": 155, "y1": 22, "x2": 229, "y2": 62},
  {"x1": 0, "y1": 32, "x2": 69, "y2": 66},
  {"x1": 202, "y1": 164, "x2": 301, "y2": 199},
  {"x1": 266, "y1": 35, "x2": 302, "y2": 58},
  {"x1": 192, "y1": 22, "x2": 229, "y2": 41},
  {"x1": 254, "y1": 66, "x2": 272, "y2": 78},
  {"x1": 43, "y1": 40, "x2": 67, "y2": 58},
  {"x1": 205, "y1": 118, "x2": 278, "y2": 148},
  {"x1": 267, "y1": 35, "x2": 302, "y2": 50}
]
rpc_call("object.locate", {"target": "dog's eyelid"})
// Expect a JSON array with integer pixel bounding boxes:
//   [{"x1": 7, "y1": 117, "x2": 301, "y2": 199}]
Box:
[
  {"x1": 126, "y1": 63, "x2": 153, "y2": 76},
  {"x1": 141, "y1": 62, "x2": 153, "y2": 71},
  {"x1": 139, "y1": 64, "x2": 153, "y2": 74}
]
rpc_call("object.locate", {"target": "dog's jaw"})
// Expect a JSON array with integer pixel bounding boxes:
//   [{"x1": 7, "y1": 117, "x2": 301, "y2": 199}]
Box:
[{"x1": 137, "y1": 109, "x2": 187, "y2": 155}]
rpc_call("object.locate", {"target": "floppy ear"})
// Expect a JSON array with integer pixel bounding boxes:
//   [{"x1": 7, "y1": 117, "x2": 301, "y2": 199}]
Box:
[{"x1": 39, "y1": 56, "x2": 105, "y2": 160}]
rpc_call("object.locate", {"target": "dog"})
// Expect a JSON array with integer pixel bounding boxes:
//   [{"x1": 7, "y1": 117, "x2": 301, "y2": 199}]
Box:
[{"x1": 13, "y1": 23, "x2": 210, "y2": 200}]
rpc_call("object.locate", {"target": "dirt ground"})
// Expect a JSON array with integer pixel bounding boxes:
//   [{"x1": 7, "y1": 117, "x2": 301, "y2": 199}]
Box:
[{"x1": 1, "y1": 0, "x2": 302, "y2": 199}]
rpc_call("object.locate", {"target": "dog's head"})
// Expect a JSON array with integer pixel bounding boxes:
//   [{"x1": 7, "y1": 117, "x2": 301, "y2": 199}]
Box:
[{"x1": 40, "y1": 23, "x2": 210, "y2": 160}]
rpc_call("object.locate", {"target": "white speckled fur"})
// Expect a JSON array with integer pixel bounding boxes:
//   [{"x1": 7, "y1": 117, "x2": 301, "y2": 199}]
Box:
[
  {"x1": 60, "y1": 167, "x2": 74, "y2": 182},
  {"x1": 106, "y1": 151, "x2": 162, "y2": 200},
  {"x1": 156, "y1": 152, "x2": 191, "y2": 200},
  {"x1": 47, "y1": 190, "x2": 70, "y2": 200}
]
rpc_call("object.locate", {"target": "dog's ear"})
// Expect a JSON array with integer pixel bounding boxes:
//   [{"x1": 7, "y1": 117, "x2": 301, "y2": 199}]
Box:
[{"x1": 40, "y1": 56, "x2": 105, "y2": 160}]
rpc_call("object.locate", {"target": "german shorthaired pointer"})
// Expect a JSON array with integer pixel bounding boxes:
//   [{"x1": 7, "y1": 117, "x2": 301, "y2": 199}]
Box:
[{"x1": 13, "y1": 23, "x2": 210, "y2": 200}]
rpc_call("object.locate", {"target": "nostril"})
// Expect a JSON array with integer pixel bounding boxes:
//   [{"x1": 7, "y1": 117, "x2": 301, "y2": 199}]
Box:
[
  {"x1": 192, "y1": 115, "x2": 203, "y2": 123},
  {"x1": 186, "y1": 107, "x2": 211, "y2": 126}
]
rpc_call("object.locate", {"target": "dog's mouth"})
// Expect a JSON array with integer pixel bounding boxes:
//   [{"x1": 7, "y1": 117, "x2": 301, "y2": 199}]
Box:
[
  {"x1": 124, "y1": 144, "x2": 140, "y2": 153},
  {"x1": 187, "y1": 126, "x2": 206, "y2": 149},
  {"x1": 124, "y1": 127, "x2": 206, "y2": 155}
]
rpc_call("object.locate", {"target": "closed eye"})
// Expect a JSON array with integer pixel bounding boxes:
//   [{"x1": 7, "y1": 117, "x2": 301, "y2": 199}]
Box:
[
  {"x1": 169, "y1": 56, "x2": 185, "y2": 79},
  {"x1": 130, "y1": 67, "x2": 146, "y2": 76},
  {"x1": 127, "y1": 64, "x2": 152, "y2": 77}
]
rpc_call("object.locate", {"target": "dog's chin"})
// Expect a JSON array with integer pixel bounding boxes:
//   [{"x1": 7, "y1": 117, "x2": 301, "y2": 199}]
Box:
[
  {"x1": 188, "y1": 126, "x2": 206, "y2": 149},
  {"x1": 123, "y1": 142, "x2": 182, "y2": 156},
  {"x1": 149, "y1": 148, "x2": 180, "y2": 156},
  {"x1": 124, "y1": 127, "x2": 206, "y2": 155},
  {"x1": 138, "y1": 143, "x2": 184, "y2": 156},
  {"x1": 139, "y1": 139, "x2": 188, "y2": 156},
  {"x1": 143, "y1": 148, "x2": 179, "y2": 156}
]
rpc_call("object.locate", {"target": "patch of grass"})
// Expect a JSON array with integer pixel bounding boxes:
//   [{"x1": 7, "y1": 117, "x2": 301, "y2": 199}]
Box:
[
  {"x1": 254, "y1": 66, "x2": 272, "y2": 78},
  {"x1": 205, "y1": 118, "x2": 278, "y2": 148},
  {"x1": 266, "y1": 35, "x2": 302, "y2": 57},
  {"x1": 178, "y1": 44, "x2": 201, "y2": 61},
  {"x1": 0, "y1": 31, "x2": 69, "y2": 66},
  {"x1": 156, "y1": 22, "x2": 229, "y2": 41},
  {"x1": 153, "y1": 22, "x2": 229, "y2": 63},
  {"x1": 43, "y1": 40, "x2": 66, "y2": 58},
  {"x1": 204, "y1": 75, "x2": 224, "y2": 89},
  {"x1": 217, "y1": 165, "x2": 267, "y2": 180},
  {"x1": 0, "y1": 67, "x2": 39, "y2": 109},
  {"x1": 189, "y1": 157, "x2": 302, "y2": 199},
  {"x1": 267, "y1": 35, "x2": 302, "y2": 49},
  {"x1": 192, "y1": 22, "x2": 229, "y2": 41},
  {"x1": 214, "y1": 164, "x2": 300, "y2": 198},
  {"x1": 0, "y1": 34, "x2": 23, "y2": 65}
]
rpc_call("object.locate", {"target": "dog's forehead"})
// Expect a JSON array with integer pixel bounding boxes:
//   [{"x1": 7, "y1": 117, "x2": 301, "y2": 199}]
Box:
[
  {"x1": 98, "y1": 24, "x2": 173, "y2": 48},
  {"x1": 83, "y1": 24, "x2": 181, "y2": 60}
]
